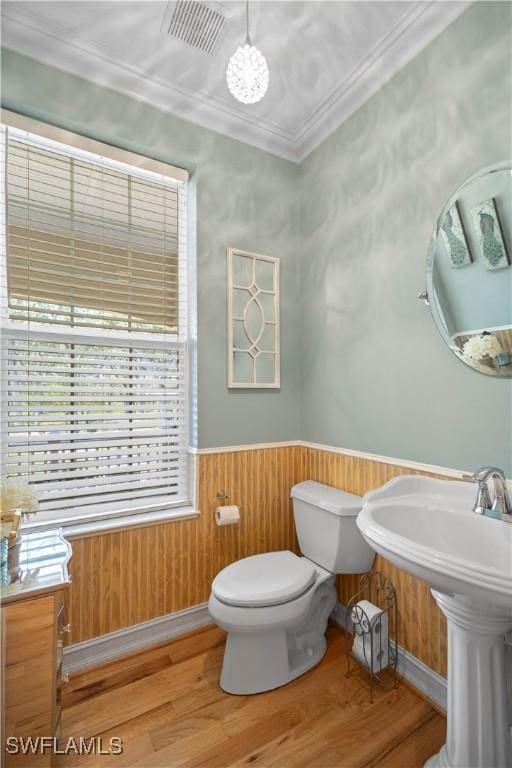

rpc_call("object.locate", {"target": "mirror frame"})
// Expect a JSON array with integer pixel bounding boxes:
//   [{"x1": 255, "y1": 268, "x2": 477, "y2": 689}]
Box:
[{"x1": 426, "y1": 160, "x2": 511, "y2": 377}]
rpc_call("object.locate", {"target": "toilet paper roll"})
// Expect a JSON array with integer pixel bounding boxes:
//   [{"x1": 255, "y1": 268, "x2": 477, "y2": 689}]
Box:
[
  {"x1": 352, "y1": 635, "x2": 389, "y2": 672},
  {"x1": 350, "y1": 599, "x2": 389, "y2": 672},
  {"x1": 350, "y1": 600, "x2": 383, "y2": 635},
  {"x1": 215, "y1": 505, "x2": 240, "y2": 526}
]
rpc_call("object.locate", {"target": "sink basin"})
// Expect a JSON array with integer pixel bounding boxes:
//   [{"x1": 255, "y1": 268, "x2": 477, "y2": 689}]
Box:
[
  {"x1": 358, "y1": 475, "x2": 512, "y2": 613},
  {"x1": 357, "y1": 475, "x2": 512, "y2": 768}
]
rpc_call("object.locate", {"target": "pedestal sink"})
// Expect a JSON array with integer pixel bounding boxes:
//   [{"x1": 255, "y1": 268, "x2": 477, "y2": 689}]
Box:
[{"x1": 357, "y1": 475, "x2": 512, "y2": 768}]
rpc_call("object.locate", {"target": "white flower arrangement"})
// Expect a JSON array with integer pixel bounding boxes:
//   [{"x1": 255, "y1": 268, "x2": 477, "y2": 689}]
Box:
[
  {"x1": 1, "y1": 478, "x2": 39, "y2": 514},
  {"x1": 462, "y1": 333, "x2": 503, "y2": 361}
]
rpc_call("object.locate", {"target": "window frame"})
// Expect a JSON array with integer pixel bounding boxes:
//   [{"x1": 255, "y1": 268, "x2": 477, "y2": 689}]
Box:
[{"x1": 0, "y1": 110, "x2": 198, "y2": 534}]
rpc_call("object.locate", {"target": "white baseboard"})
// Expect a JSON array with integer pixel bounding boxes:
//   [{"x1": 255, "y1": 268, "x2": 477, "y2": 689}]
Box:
[
  {"x1": 331, "y1": 602, "x2": 447, "y2": 712},
  {"x1": 64, "y1": 596, "x2": 448, "y2": 712},
  {"x1": 63, "y1": 602, "x2": 213, "y2": 675},
  {"x1": 397, "y1": 646, "x2": 447, "y2": 712}
]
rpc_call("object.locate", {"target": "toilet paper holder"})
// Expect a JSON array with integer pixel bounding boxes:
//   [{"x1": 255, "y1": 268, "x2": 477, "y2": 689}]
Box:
[
  {"x1": 214, "y1": 490, "x2": 242, "y2": 521},
  {"x1": 345, "y1": 571, "x2": 398, "y2": 703}
]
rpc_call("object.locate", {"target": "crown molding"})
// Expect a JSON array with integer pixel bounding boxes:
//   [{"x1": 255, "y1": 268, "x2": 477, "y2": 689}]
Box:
[
  {"x1": 1, "y1": 3, "x2": 300, "y2": 162},
  {"x1": 2, "y1": 2, "x2": 471, "y2": 163},
  {"x1": 294, "y1": 1, "x2": 472, "y2": 161}
]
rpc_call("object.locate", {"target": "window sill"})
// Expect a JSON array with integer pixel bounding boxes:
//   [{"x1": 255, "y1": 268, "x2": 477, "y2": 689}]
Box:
[{"x1": 22, "y1": 506, "x2": 200, "y2": 540}]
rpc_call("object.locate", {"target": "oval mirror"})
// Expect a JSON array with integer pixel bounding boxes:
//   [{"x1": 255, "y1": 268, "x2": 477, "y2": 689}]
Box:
[{"x1": 426, "y1": 161, "x2": 512, "y2": 377}]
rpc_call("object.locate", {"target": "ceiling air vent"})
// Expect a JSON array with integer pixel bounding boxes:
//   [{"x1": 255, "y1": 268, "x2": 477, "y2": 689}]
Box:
[{"x1": 163, "y1": 0, "x2": 231, "y2": 55}]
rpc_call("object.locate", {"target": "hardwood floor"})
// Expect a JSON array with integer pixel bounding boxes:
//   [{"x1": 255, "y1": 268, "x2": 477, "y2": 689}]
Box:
[{"x1": 58, "y1": 626, "x2": 445, "y2": 768}]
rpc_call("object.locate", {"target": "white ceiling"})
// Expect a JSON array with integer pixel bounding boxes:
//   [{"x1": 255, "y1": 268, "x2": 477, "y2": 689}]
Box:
[{"x1": 1, "y1": 0, "x2": 470, "y2": 162}]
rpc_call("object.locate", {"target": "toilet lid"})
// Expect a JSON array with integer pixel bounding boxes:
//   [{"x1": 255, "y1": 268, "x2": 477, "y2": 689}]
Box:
[{"x1": 212, "y1": 551, "x2": 317, "y2": 607}]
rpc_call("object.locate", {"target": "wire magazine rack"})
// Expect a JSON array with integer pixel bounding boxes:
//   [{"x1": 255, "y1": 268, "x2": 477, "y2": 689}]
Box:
[{"x1": 345, "y1": 571, "x2": 398, "y2": 702}]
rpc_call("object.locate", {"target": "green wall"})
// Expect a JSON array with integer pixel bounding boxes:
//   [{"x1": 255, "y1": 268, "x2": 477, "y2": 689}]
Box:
[
  {"x1": 298, "y1": 1, "x2": 512, "y2": 473},
  {"x1": 1, "y1": 48, "x2": 301, "y2": 449},
  {"x1": 2, "y1": 1, "x2": 511, "y2": 472}
]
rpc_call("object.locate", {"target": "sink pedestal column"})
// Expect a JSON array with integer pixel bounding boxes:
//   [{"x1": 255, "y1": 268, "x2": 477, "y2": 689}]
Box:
[{"x1": 426, "y1": 591, "x2": 512, "y2": 768}]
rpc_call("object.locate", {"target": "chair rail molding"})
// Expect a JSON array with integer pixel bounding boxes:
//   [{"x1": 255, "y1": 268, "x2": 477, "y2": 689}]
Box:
[{"x1": 196, "y1": 440, "x2": 468, "y2": 479}]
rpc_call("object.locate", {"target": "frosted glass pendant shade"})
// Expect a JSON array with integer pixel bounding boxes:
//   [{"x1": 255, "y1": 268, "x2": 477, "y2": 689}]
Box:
[{"x1": 226, "y1": 43, "x2": 269, "y2": 105}]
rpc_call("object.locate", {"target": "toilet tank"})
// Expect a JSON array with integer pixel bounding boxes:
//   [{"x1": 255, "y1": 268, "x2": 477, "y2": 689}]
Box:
[{"x1": 291, "y1": 481, "x2": 375, "y2": 574}]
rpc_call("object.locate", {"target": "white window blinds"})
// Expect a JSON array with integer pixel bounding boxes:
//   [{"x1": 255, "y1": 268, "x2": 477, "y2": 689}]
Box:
[
  {"x1": 7, "y1": 136, "x2": 180, "y2": 332},
  {"x1": 1, "y1": 126, "x2": 190, "y2": 522}
]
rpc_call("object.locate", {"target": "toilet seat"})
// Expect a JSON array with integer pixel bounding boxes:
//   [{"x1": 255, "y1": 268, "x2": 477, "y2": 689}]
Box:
[{"x1": 212, "y1": 551, "x2": 317, "y2": 607}]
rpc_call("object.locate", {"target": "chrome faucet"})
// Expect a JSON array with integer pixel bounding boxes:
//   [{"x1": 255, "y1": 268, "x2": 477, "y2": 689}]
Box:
[{"x1": 465, "y1": 467, "x2": 512, "y2": 521}]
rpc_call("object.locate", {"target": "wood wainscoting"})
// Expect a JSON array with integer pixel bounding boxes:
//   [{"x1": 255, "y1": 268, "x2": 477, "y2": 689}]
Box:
[
  {"x1": 64, "y1": 443, "x2": 449, "y2": 678},
  {"x1": 64, "y1": 446, "x2": 300, "y2": 644},
  {"x1": 297, "y1": 446, "x2": 448, "y2": 678}
]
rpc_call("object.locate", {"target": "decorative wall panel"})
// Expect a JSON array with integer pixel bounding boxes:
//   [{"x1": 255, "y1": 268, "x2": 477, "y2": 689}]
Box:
[{"x1": 227, "y1": 248, "x2": 280, "y2": 388}]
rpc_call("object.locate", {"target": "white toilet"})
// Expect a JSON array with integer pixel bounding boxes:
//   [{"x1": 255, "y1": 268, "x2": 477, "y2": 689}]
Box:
[{"x1": 208, "y1": 480, "x2": 375, "y2": 694}]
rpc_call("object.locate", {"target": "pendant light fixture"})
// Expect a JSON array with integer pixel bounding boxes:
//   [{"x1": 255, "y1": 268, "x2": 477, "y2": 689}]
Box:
[{"x1": 226, "y1": 0, "x2": 269, "y2": 105}]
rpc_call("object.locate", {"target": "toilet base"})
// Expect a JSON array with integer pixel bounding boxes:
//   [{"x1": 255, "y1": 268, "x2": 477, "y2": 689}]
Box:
[
  {"x1": 220, "y1": 631, "x2": 328, "y2": 695},
  {"x1": 218, "y1": 579, "x2": 337, "y2": 695}
]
